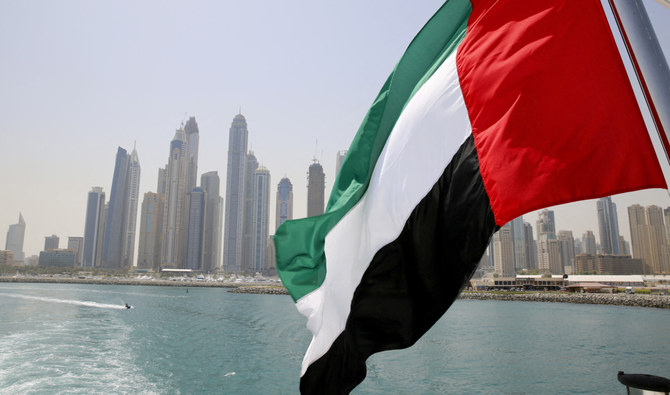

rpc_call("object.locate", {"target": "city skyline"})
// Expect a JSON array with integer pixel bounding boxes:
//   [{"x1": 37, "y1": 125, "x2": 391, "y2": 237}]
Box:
[{"x1": 1, "y1": 1, "x2": 670, "y2": 258}]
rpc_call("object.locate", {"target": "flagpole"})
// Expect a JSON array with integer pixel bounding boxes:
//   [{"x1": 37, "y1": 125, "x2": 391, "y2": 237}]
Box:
[{"x1": 607, "y1": 0, "x2": 670, "y2": 166}]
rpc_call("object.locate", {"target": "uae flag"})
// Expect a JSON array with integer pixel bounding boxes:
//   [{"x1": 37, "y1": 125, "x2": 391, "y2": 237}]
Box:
[{"x1": 275, "y1": 0, "x2": 667, "y2": 393}]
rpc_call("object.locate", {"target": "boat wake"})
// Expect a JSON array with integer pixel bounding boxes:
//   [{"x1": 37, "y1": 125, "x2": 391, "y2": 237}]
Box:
[{"x1": 0, "y1": 293, "x2": 127, "y2": 309}]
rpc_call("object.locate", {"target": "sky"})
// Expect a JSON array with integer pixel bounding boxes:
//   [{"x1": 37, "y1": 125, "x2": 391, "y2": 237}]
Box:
[{"x1": 1, "y1": 0, "x2": 669, "y2": 260}]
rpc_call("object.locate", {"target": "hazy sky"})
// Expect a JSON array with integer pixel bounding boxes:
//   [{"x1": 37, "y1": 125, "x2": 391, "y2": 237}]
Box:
[{"x1": 1, "y1": 1, "x2": 669, "y2": 260}]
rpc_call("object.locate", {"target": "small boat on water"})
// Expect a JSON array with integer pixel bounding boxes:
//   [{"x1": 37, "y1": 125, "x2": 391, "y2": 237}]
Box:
[{"x1": 125, "y1": 303, "x2": 133, "y2": 309}]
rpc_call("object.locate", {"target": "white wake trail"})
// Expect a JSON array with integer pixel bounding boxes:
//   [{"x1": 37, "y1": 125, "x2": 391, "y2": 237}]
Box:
[{"x1": 0, "y1": 293, "x2": 127, "y2": 309}]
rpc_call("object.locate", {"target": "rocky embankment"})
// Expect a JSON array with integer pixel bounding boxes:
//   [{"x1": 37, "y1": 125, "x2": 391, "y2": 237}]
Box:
[
  {"x1": 459, "y1": 291, "x2": 670, "y2": 309},
  {"x1": 228, "y1": 286, "x2": 289, "y2": 295}
]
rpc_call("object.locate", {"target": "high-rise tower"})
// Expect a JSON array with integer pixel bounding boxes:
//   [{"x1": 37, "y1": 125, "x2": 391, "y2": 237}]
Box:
[
  {"x1": 186, "y1": 187, "x2": 206, "y2": 271},
  {"x1": 201, "y1": 171, "x2": 222, "y2": 273},
  {"x1": 250, "y1": 167, "x2": 271, "y2": 273},
  {"x1": 101, "y1": 146, "x2": 141, "y2": 268},
  {"x1": 223, "y1": 113, "x2": 249, "y2": 273},
  {"x1": 276, "y1": 177, "x2": 293, "y2": 231},
  {"x1": 137, "y1": 192, "x2": 163, "y2": 271},
  {"x1": 162, "y1": 126, "x2": 189, "y2": 268},
  {"x1": 242, "y1": 152, "x2": 259, "y2": 273},
  {"x1": 307, "y1": 160, "x2": 325, "y2": 217},
  {"x1": 5, "y1": 213, "x2": 25, "y2": 262},
  {"x1": 82, "y1": 187, "x2": 105, "y2": 267},
  {"x1": 597, "y1": 196, "x2": 620, "y2": 254}
]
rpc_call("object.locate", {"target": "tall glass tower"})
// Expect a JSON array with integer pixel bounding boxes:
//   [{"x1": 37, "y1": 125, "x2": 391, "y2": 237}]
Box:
[
  {"x1": 162, "y1": 127, "x2": 188, "y2": 268},
  {"x1": 597, "y1": 196, "x2": 620, "y2": 255},
  {"x1": 242, "y1": 152, "x2": 259, "y2": 273},
  {"x1": 223, "y1": 113, "x2": 249, "y2": 273},
  {"x1": 82, "y1": 187, "x2": 105, "y2": 267},
  {"x1": 186, "y1": 187, "x2": 206, "y2": 270},
  {"x1": 101, "y1": 146, "x2": 141, "y2": 268},
  {"x1": 251, "y1": 167, "x2": 271, "y2": 273},
  {"x1": 276, "y1": 177, "x2": 293, "y2": 231},
  {"x1": 201, "y1": 171, "x2": 222, "y2": 273}
]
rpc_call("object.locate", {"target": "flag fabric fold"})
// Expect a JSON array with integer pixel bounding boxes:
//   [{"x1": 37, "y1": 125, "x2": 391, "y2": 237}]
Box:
[{"x1": 275, "y1": 0, "x2": 667, "y2": 393}]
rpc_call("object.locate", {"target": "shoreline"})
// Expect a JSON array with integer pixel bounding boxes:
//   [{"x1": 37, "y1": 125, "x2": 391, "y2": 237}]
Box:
[{"x1": 2, "y1": 277, "x2": 669, "y2": 308}]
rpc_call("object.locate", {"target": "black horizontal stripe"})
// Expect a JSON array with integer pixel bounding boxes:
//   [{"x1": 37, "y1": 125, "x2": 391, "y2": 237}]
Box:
[{"x1": 300, "y1": 134, "x2": 498, "y2": 394}]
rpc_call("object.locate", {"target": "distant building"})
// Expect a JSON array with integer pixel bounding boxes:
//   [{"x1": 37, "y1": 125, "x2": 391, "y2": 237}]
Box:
[
  {"x1": 67, "y1": 237, "x2": 83, "y2": 266},
  {"x1": 82, "y1": 187, "x2": 106, "y2": 267},
  {"x1": 575, "y1": 254, "x2": 643, "y2": 275},
  {"x1": 39, "y1": 249, "x2": 76, "y2": 267},
  {"x1": 582, "y1": 230, "x2": 597, "y2": 255},
  {"x1": 628, "y1": 204, "x2": 670, "y2": 274},
  {"x1": 201, "y1": 171, "x2": 222, "y2": 273},
  {"x1": 5, "y1": 213, "x2": 25, "y2": 262},
  {"x1": 102, "y1": 146, "x2": 141, "y2": 268},
  {"x1": 597, "y1": 196, "x2": 621, "y2": 254},
  {"x1": 493, "y1": 224, "x2": 515, "y2": 276},
  {"x1": 186, "y1": 187, "x2": 206, "y2": 271},
  {"x1": 137, "y1": 192, "x2": 163, "y2": 271},
  {"x1": 223, "y1": 113, "x2": 249, "y2": 273},
  {"x1": 242, "y1": 152, "x2": 259, "y2": 273},
  {"x1": 523, "y1": 221, "x2": 537, "y2": 270},
  {"x1": 558, "y1": 230, "x2": 575, "y2": 272},
  {"x1": 0, "y1": 250, "x2": 14, "y2": 265},
  {"x1": 275, "y1": 177, "x2": 293, "y2": 231},
  {"x1": 249, "y1": 167, "x2": 271, "y2": 273},
  {"x1": 307, "y1": 160, "x2": 325, "y2": 217},
  {"x1": 510, "y1": 216, "x2": 526, "y2": 271},
  {"x1": 335, "y1": 150, "x2": 347, "y2": 177},
  {"x1": 536, "y1": 210, "x2": 562, "y2": 274},
  {"x1": 44, "y1": 235, "x2": 59, "y2": 251},
  {"x1": 162, "y1": 127, "x2": 189, "y2": 269}
]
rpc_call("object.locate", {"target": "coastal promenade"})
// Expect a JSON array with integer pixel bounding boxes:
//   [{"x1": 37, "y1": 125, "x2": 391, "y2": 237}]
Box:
[{"x1": 2, "y1": 276, "x2": 669, "y2": 308}]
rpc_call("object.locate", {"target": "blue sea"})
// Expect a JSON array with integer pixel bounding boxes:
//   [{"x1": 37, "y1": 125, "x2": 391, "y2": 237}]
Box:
[{"x1": 0, "y1": 283, "x2": 668, "y2": 394}]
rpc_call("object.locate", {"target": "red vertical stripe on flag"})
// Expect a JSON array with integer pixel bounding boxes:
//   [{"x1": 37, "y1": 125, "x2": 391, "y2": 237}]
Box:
[{"x1": 457, "y1": 0, "x2": 666, "y2": 226}]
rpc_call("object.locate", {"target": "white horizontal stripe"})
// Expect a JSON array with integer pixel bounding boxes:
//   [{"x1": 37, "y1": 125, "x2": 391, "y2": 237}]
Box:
[{"x1": 297, "y1": 50, "x2": 473, "y2": 375}]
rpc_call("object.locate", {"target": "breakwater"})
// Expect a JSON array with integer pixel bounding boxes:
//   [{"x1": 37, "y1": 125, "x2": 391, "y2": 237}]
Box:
[
  {"x1": 459, "y1": 291, "x2": 670, "y2": 309},
  {"x1": 2, "y1": 277, "x2": 669, "y2": 308}
]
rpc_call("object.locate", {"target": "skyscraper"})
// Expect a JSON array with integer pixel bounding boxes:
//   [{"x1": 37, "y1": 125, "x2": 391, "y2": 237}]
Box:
[
  {"x1": 5, "y1": 213, "x2": 25, "y2": 262},
  {"x1": 44, "y1": 235, "x2": 59, "y2": 251},
  {"x1": 137, "y1": 192, "x2": 163, "y2": 270},
  {"x1": 307, "y1": 160, "x2": 325, "y2": 217},
  {"x1": 250, "y1": 167, "x2": 271, "y2": 273},
  {"x1": 536, "y1": 209, "x2": 561, "y2": 274},
  {"x1": 242, "y1": 152, "x2": 259, "y2": 272},
  {"x1": 82, "y1": 187, "x2": 105, "y2": 267},
  {"x1": 630, "y1": 204, "x2": 669, "y2": 274},
  {"x1": 224, "y1": 113, "x2": 249, "y2": 273},
  {"x1": 67, "y1": 236, "x2": 84, "y2": 266},
  {"x1": 276, "y1": 177, "x2": 293, "y2": 231},
  {"x1": 582, "y1": 230, "x2": 597, "y2": 255},
  {"x1": 162, "y1": 127, "x2": 189, "y2": 268},
  {"x1": 510, "y1": 216, "x2": 526, "y2": 271},
  {"x1": 184, "y1": 117, "x2": 200, "y2": 195},
  {"x1": 101, "y1": 146, "x2": 141, "y2": 268},
  {"x1": 493, "y1": 223, "x2": 515, "y2": 276},
  {"x1": 523, "y1": 221, "x2": 537, "y2": 269},
  {"x1": 201, "y1": 171, "x2": 222, "y2": 273},
  {"x1": 335, "y1": 150, "x2": 347, "y2": 177},
  {"x1": 597, "y1": 196, "x2": 621, "y2": 255},
  {"x1": 557, "y1": 230, "x2": 576, "y2": 271},
  {"x1": 186, "y1": 187, "x2": 206, "y2": 271}
]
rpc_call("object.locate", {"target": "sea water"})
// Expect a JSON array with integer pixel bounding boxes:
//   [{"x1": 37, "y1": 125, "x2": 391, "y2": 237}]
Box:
[{"x1": 0, "y1": 283, "x2": 668, "y2": 394}]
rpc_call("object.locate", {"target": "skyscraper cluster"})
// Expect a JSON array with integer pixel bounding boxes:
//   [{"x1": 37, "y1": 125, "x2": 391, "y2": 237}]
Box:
[
  {"x1": 82, "y1": 144, "x2": 141, "y2": 268},
  {"x1": 135, "y1": 116, "x2": 225, "y2": 273},
  {"x1": 482, "y1": 196, "x2": 670, "y2": 277}
]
